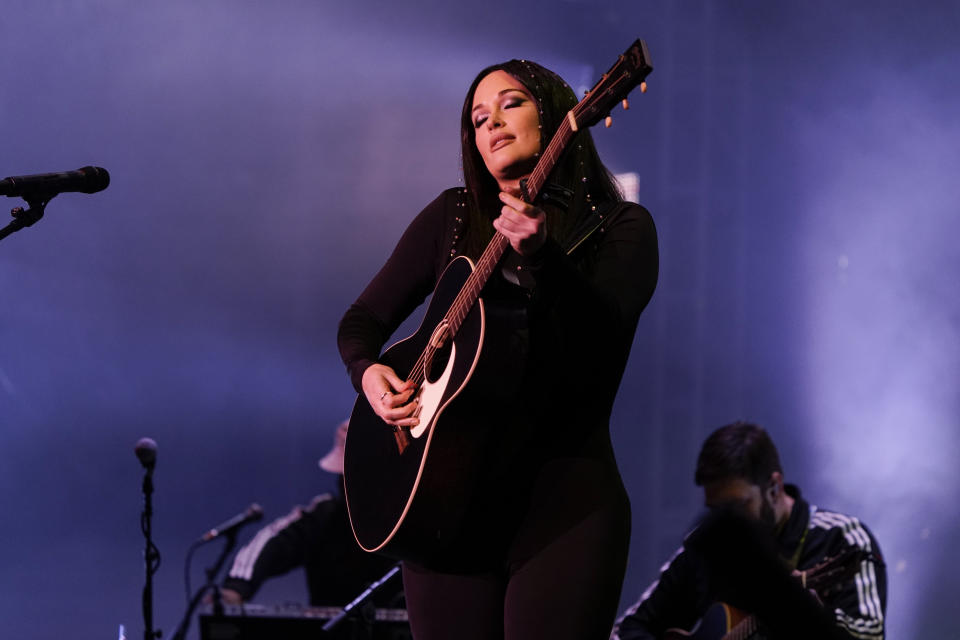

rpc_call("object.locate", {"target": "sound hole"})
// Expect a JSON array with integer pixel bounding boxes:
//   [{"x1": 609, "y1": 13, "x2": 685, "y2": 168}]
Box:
[{"x1": 425, "y1": 341, "x2": 451, "y2": 384}]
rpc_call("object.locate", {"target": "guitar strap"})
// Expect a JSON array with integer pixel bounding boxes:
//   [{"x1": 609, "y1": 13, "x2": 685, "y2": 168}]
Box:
[
  {"x1": 498, "y1": 198, "x2": 632, "y2": 289},
  {"x1": 562, "y1": 200, "x2": 632, "y2": 256},
  {"x1": 787, "y1": 523, "x2": 810, "y2": 571}
]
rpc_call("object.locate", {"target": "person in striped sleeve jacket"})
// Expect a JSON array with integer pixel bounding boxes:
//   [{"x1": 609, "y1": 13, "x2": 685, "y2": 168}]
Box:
[{"x1": 612, "y1": 422, "x2": 886, "y2": 640}]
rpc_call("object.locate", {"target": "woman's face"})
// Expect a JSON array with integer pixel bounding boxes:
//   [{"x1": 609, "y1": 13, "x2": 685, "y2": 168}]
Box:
[{"x1": 471, "y1": 70, "x2": 541, "y2": 190}]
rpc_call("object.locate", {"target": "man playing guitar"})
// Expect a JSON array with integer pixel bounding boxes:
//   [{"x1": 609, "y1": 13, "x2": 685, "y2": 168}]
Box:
[{"x1": 612, "y1": 422, "x2": 886, "y2": 640}]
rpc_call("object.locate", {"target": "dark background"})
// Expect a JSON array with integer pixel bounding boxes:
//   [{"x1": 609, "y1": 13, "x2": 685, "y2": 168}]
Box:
[{"x1": 2, "y1": 1, "x2": 957, "y2": 638}]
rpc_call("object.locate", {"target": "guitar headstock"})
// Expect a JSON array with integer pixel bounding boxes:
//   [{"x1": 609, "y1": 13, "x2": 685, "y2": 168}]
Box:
[
  {"x1": 573, "y1": 39, "x2": 653, "y2": 130},
  {"x1": 803, "y1": 546, "x2": 871, "y2": 597}
]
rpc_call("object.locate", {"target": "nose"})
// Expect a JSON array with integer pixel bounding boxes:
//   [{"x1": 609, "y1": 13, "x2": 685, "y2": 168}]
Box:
[{"x1": 485, "y1": 109, "x2": 504, "y2": 130}]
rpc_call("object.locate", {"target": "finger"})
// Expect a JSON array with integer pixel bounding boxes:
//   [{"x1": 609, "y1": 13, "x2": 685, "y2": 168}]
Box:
[
  {"x1": 503, "y1": 204, "x2": 546, "y2": 227},
  {"x1": 383, "y1": 406, "x2": 419, "y2": 422},
  {"x1": 492, "y1": 216, "x2": 511, "y2": 238},
  {"x1": 374, "y1": 368, "x2": 415, "y2": 404},
  {"x1": 496, "y1": 211, "x2": 535, "y2": 235},
  {"x1": 391, "y1": 413, "x2": 421, "y2": 429},
  {"x1": 381, "y1": 368, "x2": 408, "y2": 390},
  {"x1": 381, "y1": 401, "x2": 421, "y2": 426},
  {"x1": 501, "y1": 192, "x2": 546, "y2": 221},
  {"x1": 493, "y1": 219, "x2": 526, "y2": 250},
  {"x1": 493, "y1": 220, "x2": 527, "y2": 253},
  {"x1": 499, "y1": 219, "x2": 543, "y2": 248},
  {"x1": 383, "y1": 386, "x2": 417, "y2": 409},
  {"x1": 499, "y1": 191, "x2": 531, "y2": 213}
]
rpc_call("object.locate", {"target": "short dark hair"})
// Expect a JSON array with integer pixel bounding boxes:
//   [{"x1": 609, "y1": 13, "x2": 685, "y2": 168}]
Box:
[{"x1": 694, "y1": 422, "x2": 783, "y2": 487}]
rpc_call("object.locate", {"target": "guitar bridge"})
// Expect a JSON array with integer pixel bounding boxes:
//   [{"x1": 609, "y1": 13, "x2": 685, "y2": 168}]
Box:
[{"x1": 394, "y1": 426, "x2": 411, "y2": 454}]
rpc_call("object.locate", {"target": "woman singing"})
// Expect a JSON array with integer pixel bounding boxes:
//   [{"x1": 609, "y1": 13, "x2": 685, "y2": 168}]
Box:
[{"x1": 337, "y1": 59, "x2": 658, "y2": 640}]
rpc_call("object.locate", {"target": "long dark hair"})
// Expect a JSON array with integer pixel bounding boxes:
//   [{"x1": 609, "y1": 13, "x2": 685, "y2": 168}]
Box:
[{"x1": 458, "y1": 59, "x2": 622, "y2": 259}]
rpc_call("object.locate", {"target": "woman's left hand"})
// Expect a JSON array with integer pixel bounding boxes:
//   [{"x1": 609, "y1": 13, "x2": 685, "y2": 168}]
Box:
[{"x1": 493, "y1": 191, "x2": 546, "y2": 256}]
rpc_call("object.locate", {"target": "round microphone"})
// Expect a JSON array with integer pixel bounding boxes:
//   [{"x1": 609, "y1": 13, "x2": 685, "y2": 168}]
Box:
[
  {"x1": 200, "y1": 503, "x2": 265, "y2": 542},
  {"x1": 134, "y1": 437, "x2": 158, "y2": 470},
  {"x1": 0, "y1": 166, "x2": 110, "y2": 198}
]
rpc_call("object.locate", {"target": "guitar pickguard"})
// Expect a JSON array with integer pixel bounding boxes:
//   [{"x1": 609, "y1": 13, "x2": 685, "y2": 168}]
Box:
[{"x1": 410, "y1": 341, "x2": 456, "y2": 440}]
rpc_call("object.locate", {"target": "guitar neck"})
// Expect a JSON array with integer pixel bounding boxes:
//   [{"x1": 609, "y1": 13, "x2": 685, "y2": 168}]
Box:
[{"x1": 524, "y1": 114, "x2": 577, "y2": 201}]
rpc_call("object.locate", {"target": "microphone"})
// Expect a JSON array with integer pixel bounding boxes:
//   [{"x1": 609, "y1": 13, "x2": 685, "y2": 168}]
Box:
[
  {"x1": 134, "y1": 437, "x2": 157, "y2": 472},
  {"x1": 200, "y1": 504, "x2": 264, "y2": 543},
  {"x1": 0, "y1": 166, "x2": 110, "y2": 198}
]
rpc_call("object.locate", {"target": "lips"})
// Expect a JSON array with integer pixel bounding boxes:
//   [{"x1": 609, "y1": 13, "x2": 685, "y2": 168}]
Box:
[{"x1": 489, "y1": 133, "x2": 514, "y2": 151}]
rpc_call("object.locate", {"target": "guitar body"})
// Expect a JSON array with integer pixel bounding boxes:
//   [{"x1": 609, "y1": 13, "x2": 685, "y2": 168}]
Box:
[
  {"x1": 344, "y1": 256, "x2": 491, "y2": 564},
  {"x1": 664, "y1": 603, "x2": 759, "y2": 640},
  {"x1": 720, "y1": 604, "x2": 750, "y2": 634}
]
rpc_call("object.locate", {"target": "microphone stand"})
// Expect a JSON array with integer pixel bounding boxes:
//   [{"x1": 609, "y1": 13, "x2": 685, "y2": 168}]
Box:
[
  {"x1": 171, "y1": 533, "x2": 239, "y2": 640},
  {"x1": 140, "y1": 465, "x2": 162, "y2": 640},
  {"x1": 322, "y1": 563, "x2": 402, "y2": 640},
  {"x1": 0, "y1": 195, "x2": 51, "y2": 243}
]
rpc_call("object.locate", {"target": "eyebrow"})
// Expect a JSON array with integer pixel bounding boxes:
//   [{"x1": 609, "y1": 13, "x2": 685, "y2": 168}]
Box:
[{"x1": 471, "y1": 88, "x2": 530, "y2": 113}]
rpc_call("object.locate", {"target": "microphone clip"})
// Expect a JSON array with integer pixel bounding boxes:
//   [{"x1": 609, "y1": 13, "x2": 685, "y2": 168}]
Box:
[
  {"x1": 8, "y1": 184, "x2": 62, "y2": 231},
  {"x1": 2, "y1": 199, "x2": 49, "y2": 243},
  {"x1": 9, "y1": 201, "x2": 47, "y2": 229}
]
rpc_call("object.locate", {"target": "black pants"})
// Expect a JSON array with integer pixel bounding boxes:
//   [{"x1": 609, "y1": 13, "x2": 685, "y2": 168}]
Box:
[{"x1": 401, "y1": 458, "x2": 631, "y2": 640}]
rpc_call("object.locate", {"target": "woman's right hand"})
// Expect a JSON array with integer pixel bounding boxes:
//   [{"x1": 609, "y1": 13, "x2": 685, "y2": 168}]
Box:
[{"x1": 361, "y1": 363, "x2": 420, "y2": 429}]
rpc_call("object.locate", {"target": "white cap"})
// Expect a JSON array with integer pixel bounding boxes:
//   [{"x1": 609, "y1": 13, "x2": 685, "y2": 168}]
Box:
[{"x1": 318, "y1": 420, "x2": 348, "y2": 474}]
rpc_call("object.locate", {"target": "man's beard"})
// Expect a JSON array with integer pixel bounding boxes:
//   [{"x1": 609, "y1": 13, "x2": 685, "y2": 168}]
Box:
[{"x1": 759, "y1": 496, "x2": 778, "y2": 531}]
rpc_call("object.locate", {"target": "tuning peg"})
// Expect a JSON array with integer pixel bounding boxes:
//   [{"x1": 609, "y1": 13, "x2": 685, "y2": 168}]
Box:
[
  {"x1": 622, "y1": 99, "x2": 629, "y2": 110},
  {"x1": 604, "y1": 115, "x2": 613, "y2": 128},
  {"x1": 640, "y1": 81, "x2": 647, "y2": 94}
]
